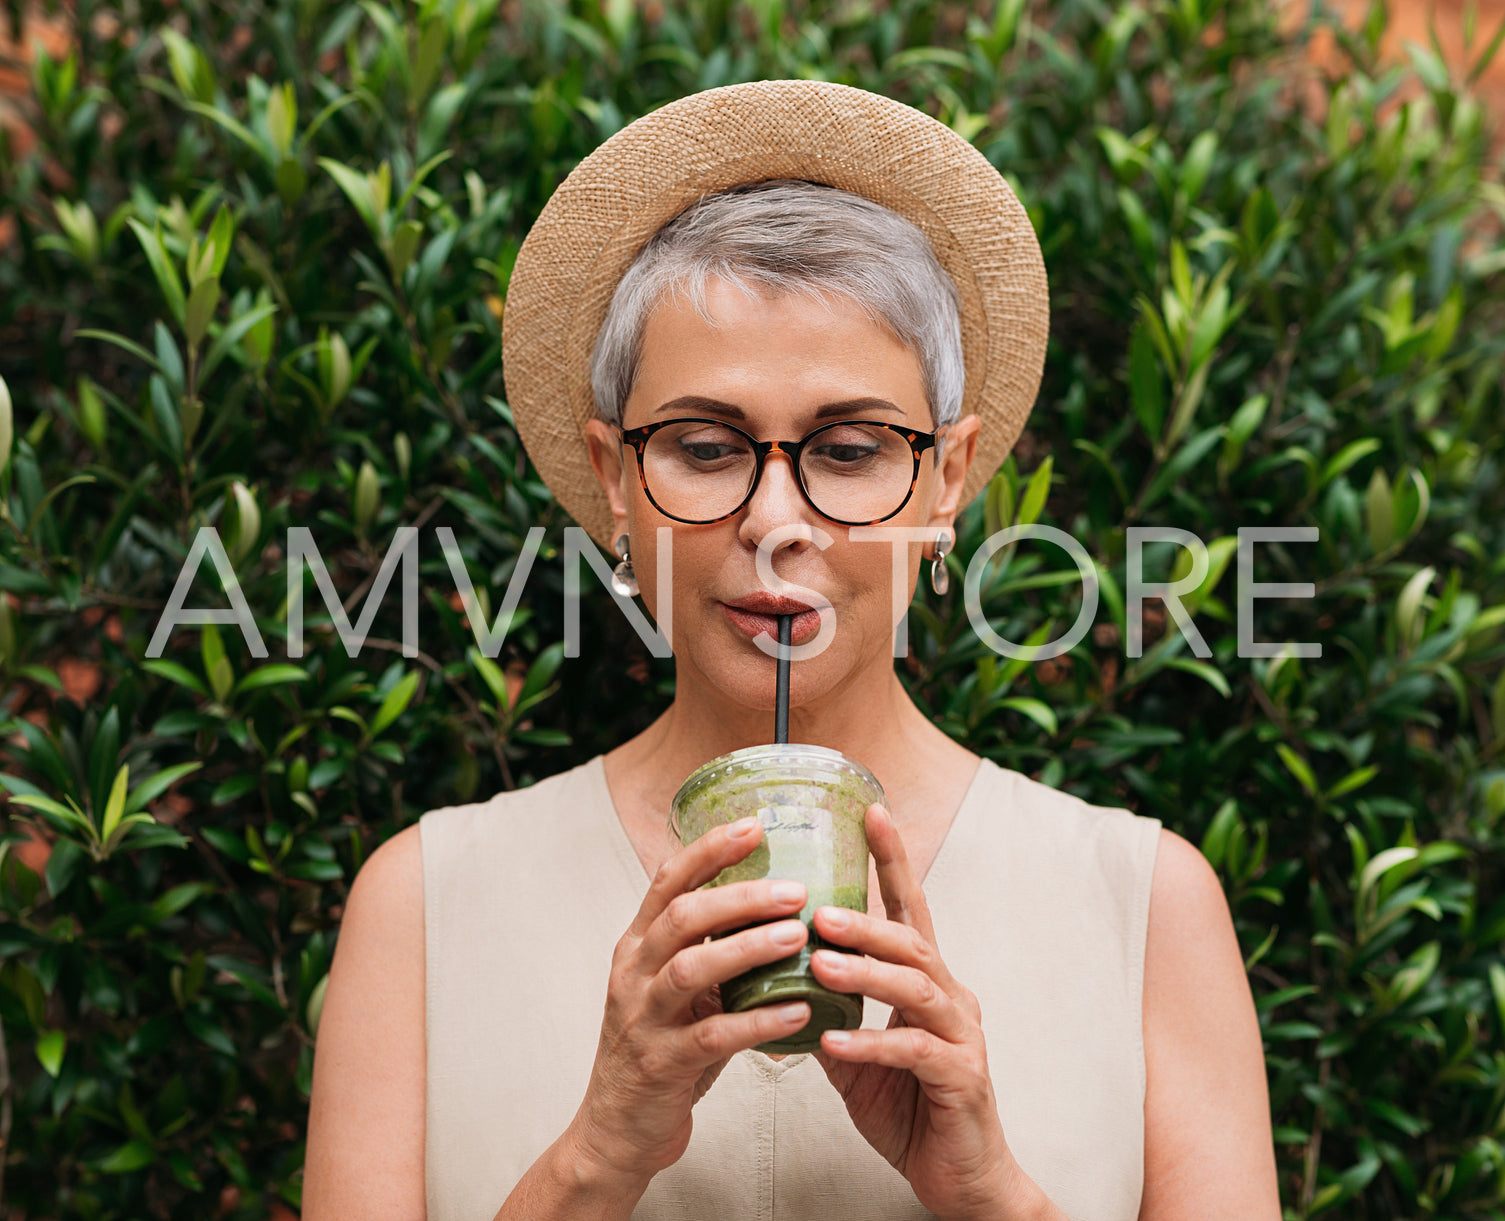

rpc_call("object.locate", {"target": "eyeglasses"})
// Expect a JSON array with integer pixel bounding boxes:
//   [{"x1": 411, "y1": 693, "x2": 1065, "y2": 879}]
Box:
[{"x1": 617, "y1": 416, "x2": 942, "y2": 526}]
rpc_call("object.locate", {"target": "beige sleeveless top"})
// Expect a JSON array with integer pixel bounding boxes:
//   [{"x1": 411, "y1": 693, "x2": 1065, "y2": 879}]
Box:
[{"x1": 420, "y1": 755, "x2": 1161, "y2": 1221}]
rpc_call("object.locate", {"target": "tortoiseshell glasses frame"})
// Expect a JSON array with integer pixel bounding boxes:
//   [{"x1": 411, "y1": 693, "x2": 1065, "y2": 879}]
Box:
[{"x1": 616, "y1": 416, "x2": 944, "y2": 527}]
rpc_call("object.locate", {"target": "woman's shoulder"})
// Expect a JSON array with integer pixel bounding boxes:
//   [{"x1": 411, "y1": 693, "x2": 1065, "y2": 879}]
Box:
[
  {"x1": 418, "y1": 754, "x2": 606, "y2": 832},
  {"x1": 980, "y1": 758, "x2": 1163, "y2": 834},
  {"x1": 414, "y1": 755, "x2": 612, "y2": 892},
  {"x1": 963, "y1": 759, "x2": 1165, "y2": 902}
]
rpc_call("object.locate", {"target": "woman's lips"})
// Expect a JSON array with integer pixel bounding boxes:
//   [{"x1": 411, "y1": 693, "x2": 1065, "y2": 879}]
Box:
[{"x1": 721, "y1": 603, "x2": 825, "y2": 646}]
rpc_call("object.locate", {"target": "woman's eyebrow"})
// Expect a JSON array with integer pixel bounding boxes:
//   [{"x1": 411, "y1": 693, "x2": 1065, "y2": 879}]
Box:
[
  {"x1": 654, "y1": 395, "x2": 744, "y2": 417},
  {"x1": 652, "y1": 395, "x2": 906, "y2": 418},
  {"x1": 813, "y1": 397, "x2": 904, "y2": 418}
]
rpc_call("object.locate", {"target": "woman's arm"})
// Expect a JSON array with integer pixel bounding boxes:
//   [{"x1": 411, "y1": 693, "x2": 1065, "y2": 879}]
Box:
[
  {"x1": 301, "y1": 825, "x2": 640, "y2": 1220},
  {"x1": 1139, "y1": 828, "x2": 1283, "y2": 1219},
  {"x1": 302, "y1": 816, "x2": 816, "y2": 1220},
  {"x1": 302, "y1": 824, "x2": 427, "y2": 1218}
]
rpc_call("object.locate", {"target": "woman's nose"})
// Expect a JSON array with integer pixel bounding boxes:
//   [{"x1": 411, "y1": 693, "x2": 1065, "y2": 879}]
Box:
[{"x1": 737, "y1": 449, "x2": 819, "y2": 550}]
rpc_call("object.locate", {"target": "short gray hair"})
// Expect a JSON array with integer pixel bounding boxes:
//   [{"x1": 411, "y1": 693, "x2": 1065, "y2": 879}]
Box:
[{"x1": 589, "y1": 179, "x2": 964, "y2": 429}]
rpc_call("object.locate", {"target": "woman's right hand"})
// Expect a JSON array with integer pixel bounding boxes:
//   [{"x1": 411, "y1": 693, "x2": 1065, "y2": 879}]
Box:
[{"x1": 564, "y1": 814, "x2": 812, "y2": 1185}]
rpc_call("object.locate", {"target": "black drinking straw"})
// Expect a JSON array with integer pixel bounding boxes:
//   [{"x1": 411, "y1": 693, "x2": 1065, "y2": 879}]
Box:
[{"x1": 774, "y1": 613, "x2": 792, "y2": 744}]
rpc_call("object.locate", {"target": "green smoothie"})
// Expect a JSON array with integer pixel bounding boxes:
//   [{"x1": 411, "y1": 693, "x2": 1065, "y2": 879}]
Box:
[{"x1": 670, "y1": 744, "x2": 883, "y2": 1054}]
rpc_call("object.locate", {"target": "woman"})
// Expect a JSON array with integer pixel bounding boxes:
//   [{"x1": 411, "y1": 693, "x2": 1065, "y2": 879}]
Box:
[{"x1": 302, "y1": 81, "x2": 1280, "y2": 1220}]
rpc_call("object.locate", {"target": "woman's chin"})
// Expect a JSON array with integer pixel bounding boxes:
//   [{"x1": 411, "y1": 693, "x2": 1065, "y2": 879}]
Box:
[{"x1": 675, "y1": 643, "x2": 858, "y2": 718}]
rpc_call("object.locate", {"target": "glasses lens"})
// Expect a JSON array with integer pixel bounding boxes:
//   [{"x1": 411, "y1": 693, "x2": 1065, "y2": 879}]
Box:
[
  {"x1": 640, "y1": 420, "x2": 757, "y2": 521},
  {"x1": 799, "y1": 422, "x2": 916, "y2": 522}
]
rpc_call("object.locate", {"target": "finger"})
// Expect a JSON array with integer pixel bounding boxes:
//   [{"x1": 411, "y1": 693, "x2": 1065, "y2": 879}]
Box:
[
  {"x1": 818, "y1": 1024, "x2": 971, "y2": 1090},
  {"x1": 673, "y1": 1000, "x2": 812, "y2": 1070},
  {"x1": 629, "y1": 815, "x2": 765, "y2": 939},
  {"x1": 866, "y1": 803, "x2": 938, "y2": 943},
  {"x1": 810, "y1": 902, "x2": 961, "y2": 994},
  {"x1": 808, "y1": 949, "x2": 970, "y2": 1042},
  {"x1": 647, "y1": 918, "x2": 809, "y2": 1020},
  {"x1": 638, "y1": 876, "x2": 808, "y2": 976}
]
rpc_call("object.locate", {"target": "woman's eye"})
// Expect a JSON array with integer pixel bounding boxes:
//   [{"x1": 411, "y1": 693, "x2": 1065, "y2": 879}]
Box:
[
  {"x1": 815, "y1": 443, "x2": 878, "y2": 464},
  {"x1": 681, "y1": 442, "x2": 738, "y2": 461}
]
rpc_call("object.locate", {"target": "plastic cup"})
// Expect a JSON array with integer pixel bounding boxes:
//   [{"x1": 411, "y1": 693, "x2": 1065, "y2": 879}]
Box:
[{"x1": 670, "y1": 744, "x2": 883, "y2": 1054}]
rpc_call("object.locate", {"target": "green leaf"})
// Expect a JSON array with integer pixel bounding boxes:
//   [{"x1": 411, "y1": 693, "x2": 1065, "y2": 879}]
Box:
[
  {"x1": 35, "y1": 1028, "x2": 65, "y2": 1077},
  {"x1": 1129, "y1": 320, "x2": 1165, "y2": 442},
  {"x1": 1183, "y1": 535, "x2": 1238, "y2": 617},
  {"x1": 97, "y1": 1139, "x2": 157, "y2": 1173},
  {"x1": 1490, "y1": 962, "x2": 1505, "y2": 1040},
  {"x1": 74, "y1": 328, "x2": 163, "y2": 373},
  {"x1": 141, "y1": 659, "x2": 207, "y2": 696},
  {"x1": 1358, "y1": 846, "x2": 1419, "y2": 903},
  {"x1": 1392, "y1": 467, "x2": 1430, "y2": 541},
  {"x1": 1141, "y1": 425, "x2": 1224, "y2": 513},
  {"x1": 1365, "y1": 467, "x2": 1394, "y2": 553},
  {"x1": 1016, "y1": 456, "x2": 1053, "y2": 526},
  {"x1": 1243, "y1": 923, "x2": 1278, "y2": 972},
  {"x1": 200, "y1": 301, "x2": 279, "y2": 382},
  {"x1": 184, "y1": 277, "x2": 220, "y2": 349},
  {"x1": 126, "y1": 219, "x2": 186, "y2": 326},
  {"x1": 266, "y1": 81, "x2": 297, "y2": 156},
  {"x1": 1164, "y1": 657, "x2": 1231, "y2": 697},
  {"x1": 181, "y1": 99, "x2": 265, "y2": 158},
  {"x1": 353, "y1": 459, "x2": 380, "y2": 536},
  {"x1": 410, "y1": 18, "x2": 447, "y2": 105},
  {"x1": 1320, "y1": 438, "x2": 1382, "y2": 486},
  {"x1": 306, "y1": 973, "x2": 330, "y2": 1038},
  {"x1": 103, "y1": 814, "x2": 160, "y2": 855},
  {"x1": 1161, "y1": 361, "x2": 1212, "y2": 453},
  {"x1": 1200, "y1": 799, "x2": 1240, "y2": 870},
  {"x1": 467, "y1": 646, "x2": 510, "y2": 706},
  {"x1": 1395, "y1": 566, "x2": 1436, "y2": 648},
  {"x1": 1071, "y1": 440, "x2": 1130, "y2": 508},
  {"x1": 1117, "y1": 187, "x2": 1155, "y2": 269},
  {"x1": 387, "y1": 218, "x2": 423, "y2": 281},
  {"x1": 1178, "y1": 130, "x2": 1217, "y2": 206},
  {"x1": 231, "y1": 665, "x2": 309, "y2": 696},
  {"x1": 1493, "y1": 665, "x2": 1505, "y2": 743},
  {"x1": 370, "y1": 669, "x2": 421, "y2": 738},
  {"x1": 11, "y1": 793, "x2": 94, "y2": 839},
  {"x1": 318, "y1": 157, "x2": 382, "y2": 238},
  {"x1": 1325, "y1": 766, "x2": 1378, "y2": 801},
  {"x1": 149, "y1": 882, "x2": 214, "y2": 923},
  {"x1": 100, "y1": 763, "x2": 129, "y2": 845},
  {"x1": 1275, "y1": 743, "x2": 1318, "y2": 797},
  {"x1": 998, "y1": 697, "x2": 1058, "y2": 736},
  {"x1": 45, "y1": 836, "x2": 88, "y2": 897},
  {"x1": 0, "y1": 372, "x2": 11, "y2": 475},
  {"x1": 183, "y1": 1008, "x2": 237, "y2": 1058}
]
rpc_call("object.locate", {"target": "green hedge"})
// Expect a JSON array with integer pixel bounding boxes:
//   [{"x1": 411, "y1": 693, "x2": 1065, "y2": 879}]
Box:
[{"x1": 1, "y1": 0, "x2": 1503, "y2": 1216}]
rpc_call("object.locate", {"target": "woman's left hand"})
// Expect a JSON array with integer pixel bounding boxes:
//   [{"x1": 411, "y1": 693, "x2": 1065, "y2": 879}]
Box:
[{"x1": 808, "y1": 802, "x2": 1046, "y2": 1221}]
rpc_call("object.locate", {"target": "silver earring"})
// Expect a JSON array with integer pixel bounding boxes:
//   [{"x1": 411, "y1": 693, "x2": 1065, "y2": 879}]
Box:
[
  {"x1": 611, "y1": 533, "x2": 639, "y2": 597},
  {"x1": 930, "y1": 529, "x2": 952, "y2": 596}
]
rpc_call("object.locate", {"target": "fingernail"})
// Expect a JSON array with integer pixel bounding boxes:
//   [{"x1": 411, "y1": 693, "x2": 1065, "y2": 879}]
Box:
[
  {"x1": 769, "y1": 921, "x2": 805, "y2": 947},
  {"x1": 825, "y1": 1029, "x2": 851, "y2": 1046},
  {"x1": 820, "y1": 906, "x2": 849, "y2": 929},
  {"x1": 813, "y1": 949, "x2": 846, "y2": 971},
  {"x1": 770, "y1": 880, "x2": 805, "y2": 904},
  {"x1": 728, "y1": 816, "x2": 760, "y2": 838},
  {"x1": 776, "y1": 1002, "x2": 807, "y2": 1023}
]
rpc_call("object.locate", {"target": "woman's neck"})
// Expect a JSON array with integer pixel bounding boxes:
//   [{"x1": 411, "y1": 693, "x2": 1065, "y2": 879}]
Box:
[{"x1": 603, "y1": 663, "x2": 978, "y2": 838}]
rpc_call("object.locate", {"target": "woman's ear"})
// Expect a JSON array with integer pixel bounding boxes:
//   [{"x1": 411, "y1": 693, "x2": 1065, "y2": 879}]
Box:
[
  {"x1": 925, "y1": 412, "x2": 981, "y2": 533},
  {"x1": 584, "y1": 418, "x2": 631, "y2": 540}
]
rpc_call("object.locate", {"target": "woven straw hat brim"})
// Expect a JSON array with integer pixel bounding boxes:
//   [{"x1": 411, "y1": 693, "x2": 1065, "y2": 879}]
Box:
[{"x1": 501, "y1": 79, "x2": 1049, "y2": 549}]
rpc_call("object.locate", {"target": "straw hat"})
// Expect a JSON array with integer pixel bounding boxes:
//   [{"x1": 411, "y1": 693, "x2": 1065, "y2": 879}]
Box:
[{"x1": 501, "y1": 79, "x2": 1049, "y2": 549}]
